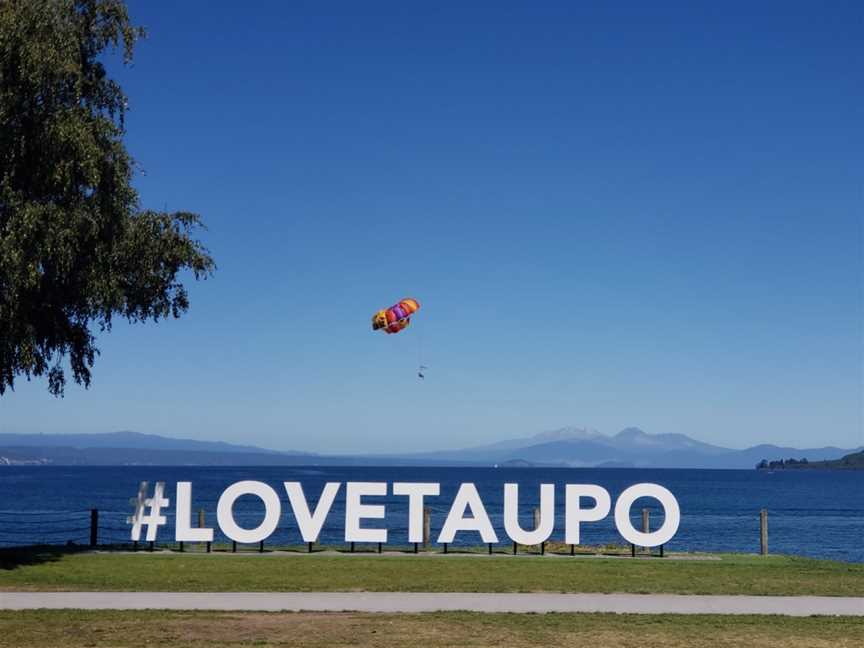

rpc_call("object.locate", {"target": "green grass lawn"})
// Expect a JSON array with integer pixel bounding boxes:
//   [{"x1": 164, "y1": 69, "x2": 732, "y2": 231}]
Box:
[
  {"x1": 1, "y1": 610, "x2": 862, "y2": 648},
  {"x1": 1, "y1": 547, "x2": 862, "y2": 595}
]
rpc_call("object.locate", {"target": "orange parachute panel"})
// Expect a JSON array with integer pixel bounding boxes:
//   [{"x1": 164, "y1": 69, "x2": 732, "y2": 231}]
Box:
[{"x1": 372, "y1": 298, "x2": 421, "y2": 334}]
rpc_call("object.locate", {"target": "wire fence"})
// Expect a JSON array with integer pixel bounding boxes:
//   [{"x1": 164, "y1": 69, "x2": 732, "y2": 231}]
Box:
[
  {"x1": 0, "y1": 510, "x2": 93, "y2": 547},
  {"x1": 0, "y1": 507, "x2": 667, "y2": 557}
]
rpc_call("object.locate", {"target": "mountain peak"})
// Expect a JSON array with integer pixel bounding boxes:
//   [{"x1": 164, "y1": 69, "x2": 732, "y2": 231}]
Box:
[
  {"x1": 615, "y1": 427, "x2": 647, "y2": 440},
  {"x1": 532, "y1": 427, "x2": 603, "y2": 443}
]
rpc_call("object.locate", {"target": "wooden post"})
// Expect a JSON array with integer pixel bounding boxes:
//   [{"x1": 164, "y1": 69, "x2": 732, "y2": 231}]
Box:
[
  {"x1": 423, "y1": 507, "x2": 431, "y2": 548},
  {"x1": 760, "y1": 509, "x2": 768, "y2": 555},
  {"x1": 198, "y1": 509, "x2": 209, "y2": 553},
  {"x1": 533, "y1": 507, "x2": 544, "y2": 554},
  {"x1": 89, "y1": 509, "x2": 98, "y2": 547},
  {"x1": 642, "y1": 508, "x2": 650, "y2": 553}
]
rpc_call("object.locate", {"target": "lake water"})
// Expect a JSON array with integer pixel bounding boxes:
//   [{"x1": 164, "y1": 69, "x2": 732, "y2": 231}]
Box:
[{"x1": 0, "y1": 466, "x2": 861, "y2": 562}]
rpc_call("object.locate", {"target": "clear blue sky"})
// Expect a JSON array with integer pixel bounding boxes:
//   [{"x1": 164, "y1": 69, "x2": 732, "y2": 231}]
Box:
[{"x1": 1, "y1": 1, "x2": 861, "y2": 453}]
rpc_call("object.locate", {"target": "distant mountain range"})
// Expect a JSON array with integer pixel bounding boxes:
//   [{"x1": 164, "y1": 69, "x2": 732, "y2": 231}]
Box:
[
  {"x1": 0, "y1": 427, "x2": 860, "y2": 469},
  {"x1": 0, "y1": 431, "x2": 313, "y2": 466},
  {"x1": 0, "y1": 431, "x2": 294, "y2": 455},
  {"x1": 391, "y1": 426, "x2": 862, "y2": 469}
]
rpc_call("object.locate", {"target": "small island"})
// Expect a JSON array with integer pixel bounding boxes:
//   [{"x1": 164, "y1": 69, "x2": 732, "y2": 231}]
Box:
[{"x1": 756, "y1": 450, "x2": 864, "y2": 471}]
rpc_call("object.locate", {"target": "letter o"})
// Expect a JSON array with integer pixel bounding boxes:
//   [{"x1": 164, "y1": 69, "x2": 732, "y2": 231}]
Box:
[
  {"x1": 614, "y1": 483, "x2": 680, "y2": 547},
  {"x1": 217, "y1": 480, "x2": 281, "y2": 544}
]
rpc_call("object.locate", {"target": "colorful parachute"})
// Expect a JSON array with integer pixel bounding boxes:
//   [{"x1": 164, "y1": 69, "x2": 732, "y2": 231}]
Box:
[{"x1": 372, "y1": 298, "x2": 420, "y2": 334}]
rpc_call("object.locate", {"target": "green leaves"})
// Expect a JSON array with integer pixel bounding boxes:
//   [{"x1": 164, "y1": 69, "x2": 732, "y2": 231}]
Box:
[{"x1": 0, "y1": 1, "x2": 214, "y2": 396}]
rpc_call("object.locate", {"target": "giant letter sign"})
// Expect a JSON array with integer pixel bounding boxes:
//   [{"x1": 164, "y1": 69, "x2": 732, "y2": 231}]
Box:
[
  {"x1": 438, "y1": 483, "x2": 498, "y2": 543},
  {"x1": 564, "y1": 484, "x2": 611, "y2": 545},
  {"x1": 345, "y1": 482, "x2": 388, "y2": 543},
  {"x1": 614, "y1": 483, "x2": 680, "y2": 547},
  {"x1": 503, "y1": 483, "x2": 554, "y2": 545},
  {"x1": 131, "y1": 479, "x2": 682, "y2": 548},
  {"x1": 216, "y1": 480, "x2": 281, "y2": 544}
]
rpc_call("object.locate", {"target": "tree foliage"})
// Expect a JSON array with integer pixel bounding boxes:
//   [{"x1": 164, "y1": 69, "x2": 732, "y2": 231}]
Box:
[{"x1": 0, "y1": 0, "x2": 214, "y2": 396}]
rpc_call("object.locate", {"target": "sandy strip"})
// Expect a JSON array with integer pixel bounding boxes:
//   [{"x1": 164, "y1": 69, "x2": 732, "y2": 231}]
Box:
[{"x1": 1, "y1": 592, "x2": 862, "y2": 616}]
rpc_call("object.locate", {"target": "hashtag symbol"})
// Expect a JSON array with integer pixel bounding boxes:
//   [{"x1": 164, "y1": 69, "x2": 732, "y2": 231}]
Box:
[{"x1": 127, "y1": 481, "x2": 170, "y2": 542}]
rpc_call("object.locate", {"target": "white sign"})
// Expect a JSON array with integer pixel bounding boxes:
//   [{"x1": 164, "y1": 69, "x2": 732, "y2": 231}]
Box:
[{"x1": 130, "y1": 480, "x2": 681, "y2": 548}]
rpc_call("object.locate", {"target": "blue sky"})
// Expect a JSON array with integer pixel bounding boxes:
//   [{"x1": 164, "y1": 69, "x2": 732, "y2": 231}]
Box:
[{"x1": 1, "y1": 1, "x2": 861, "y2": 453}]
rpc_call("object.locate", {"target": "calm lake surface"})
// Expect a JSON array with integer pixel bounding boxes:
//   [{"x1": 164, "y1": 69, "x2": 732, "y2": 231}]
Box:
[{"x1": 0, "y1": 466, "x2": 861, "y2": 562}]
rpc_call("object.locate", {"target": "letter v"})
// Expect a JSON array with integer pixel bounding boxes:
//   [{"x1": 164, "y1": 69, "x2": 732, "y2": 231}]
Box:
[{"x1": 283, "y1": 482, "x2": 341, "y2": 543}]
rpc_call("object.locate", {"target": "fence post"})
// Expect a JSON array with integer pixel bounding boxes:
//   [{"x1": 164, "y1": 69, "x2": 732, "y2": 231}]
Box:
[
  {"x1": 89, "y1": 509, "x2": 98, "y2": 547},
  {"x1": 198, "y1": 509, "x2": 210, "y2": 553},
  {"x1": 423, "y1": 507, "x2": 431, "y2": 548},
  {"x1": 642, "y1": 508, "x2": 650, "y2": 553},
  {"x1": 533, "y1": 507, "x2": 544, "y2": 554},
  {"x1": 760, "y1": 509, "x2": 768, "y2": 555}
]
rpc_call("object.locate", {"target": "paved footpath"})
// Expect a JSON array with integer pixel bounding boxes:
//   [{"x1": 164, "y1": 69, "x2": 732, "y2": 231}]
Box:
[{"x1": 1, "y1": 592, "x2": 862, "y2": 616}]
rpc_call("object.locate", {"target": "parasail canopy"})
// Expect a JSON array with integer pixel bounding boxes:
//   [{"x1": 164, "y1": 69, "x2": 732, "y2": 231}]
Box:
[{"x1": 372, "y1": 298, "x2": 420, "y2": 334}]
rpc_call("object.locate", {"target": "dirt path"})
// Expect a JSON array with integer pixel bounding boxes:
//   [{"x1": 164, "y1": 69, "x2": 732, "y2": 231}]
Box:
[{"x1": 1, "y1": 592, "x2": 862, "y2": 615}]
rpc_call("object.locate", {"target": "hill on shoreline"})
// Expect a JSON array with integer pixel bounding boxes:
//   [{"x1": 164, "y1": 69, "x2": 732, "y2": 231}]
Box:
[
  {"x1": 0, "y1": 428, "x2": 860, "y2": 469},
  {"x1": 757, "y1": 449, "x2": 864, "y2": 471}
]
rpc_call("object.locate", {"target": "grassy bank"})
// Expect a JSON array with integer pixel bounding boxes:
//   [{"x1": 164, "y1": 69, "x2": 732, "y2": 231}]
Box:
[
  {"x1": 1, "y1": 548, "x2": 862, "y2": 596},
  {"x1": 1, "y1": 610, "x2": 862, "y2": 648}
]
